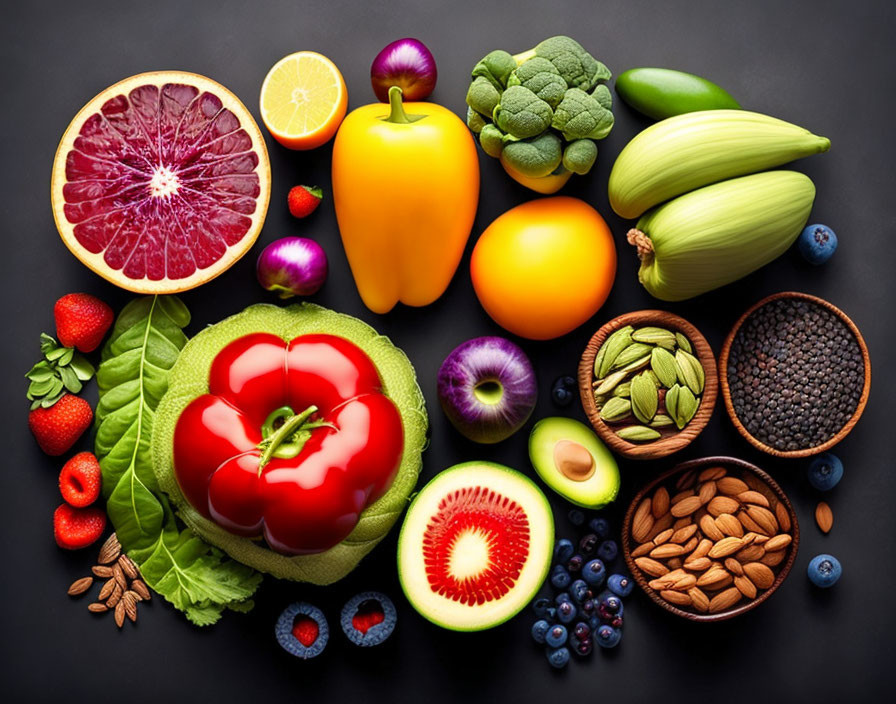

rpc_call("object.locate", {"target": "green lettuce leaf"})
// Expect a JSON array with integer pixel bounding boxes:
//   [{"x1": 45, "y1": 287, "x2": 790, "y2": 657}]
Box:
[{"x1": 95, "y1": 296, "x2": 261, "y2": 626}]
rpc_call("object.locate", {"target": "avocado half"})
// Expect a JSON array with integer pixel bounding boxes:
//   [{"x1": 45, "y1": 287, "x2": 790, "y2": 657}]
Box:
[
  {"x1": 151, "y1": 303, "x2": 427, "y2": 584},
  {"x1": 397, "y1": 461, "x2": 554, "y2": 631},
  {"x1": 528, "y1": 417, "x2": 620, "y2": 509}
]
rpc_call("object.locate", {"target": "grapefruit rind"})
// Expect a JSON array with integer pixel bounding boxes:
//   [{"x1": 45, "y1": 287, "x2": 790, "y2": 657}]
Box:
[
  {"x1": 51, "y1": 71, "x2": 271, "y2": 294},
  {"x1": 151, "y1": 303, "x2": 427, "y2": 584},
  {"x1": 397, "y1": 462, "x2": 554, "y2": 631}
]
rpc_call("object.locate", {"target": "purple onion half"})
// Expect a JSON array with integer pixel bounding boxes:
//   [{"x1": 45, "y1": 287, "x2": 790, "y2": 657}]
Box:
[
  {"x1": 256, "y1": 237, "x2": 328, "y2": 299},
  {"x1": 370, "y1": 38, "x2": 437, "y2": 102},
  {"x1": 437, "y1": 336, "x2": 537, "y2": 444}
]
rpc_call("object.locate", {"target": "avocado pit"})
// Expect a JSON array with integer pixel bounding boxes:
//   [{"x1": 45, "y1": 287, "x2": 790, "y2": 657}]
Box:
[{"x1": 553, "y1": 440, "x2": 595, "y2": 481}]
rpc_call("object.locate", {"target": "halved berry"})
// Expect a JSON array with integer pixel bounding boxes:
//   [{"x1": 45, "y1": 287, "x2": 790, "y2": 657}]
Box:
[
  {"x1": 340, "y1": 592, "x2": 396, "y2": 647},
  {"x1": 59, "y1": 451, "x2": 102, "y2": 508},
  {"x1": 275, "y1": 603, "x2": 328, "y2": 659}
]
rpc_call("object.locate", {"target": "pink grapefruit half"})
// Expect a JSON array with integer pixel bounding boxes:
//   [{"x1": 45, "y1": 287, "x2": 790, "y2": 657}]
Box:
[{"x1": 51, "y1": 71, "x2": 271, "y2": 293}]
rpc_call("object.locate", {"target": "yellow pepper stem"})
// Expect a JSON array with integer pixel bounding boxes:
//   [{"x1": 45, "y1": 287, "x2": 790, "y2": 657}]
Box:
[{"x1": 384, "y1": 86, "x2": 424, "y2": 124}]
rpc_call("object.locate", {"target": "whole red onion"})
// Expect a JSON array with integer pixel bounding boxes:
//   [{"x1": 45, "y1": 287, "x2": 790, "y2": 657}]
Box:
[
  {"x1": 370, "y1": 38, "x2": 437, "y2": 102},
  {"x1": 256, "y1": 237, "x2": 328, "y2": 298}
]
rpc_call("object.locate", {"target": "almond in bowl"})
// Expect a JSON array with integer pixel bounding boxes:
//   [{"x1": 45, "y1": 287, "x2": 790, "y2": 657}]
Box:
[{"x1": 622, "y1": 456, "x2": 799, "y2": 621}]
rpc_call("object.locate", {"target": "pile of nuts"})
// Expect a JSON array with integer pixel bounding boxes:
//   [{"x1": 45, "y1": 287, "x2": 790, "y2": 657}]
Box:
[
  {"x1": 628, "y1": 465, "x2": 794, "y2": 614},
  {"x1": 66, "y1": 533, "x2": 151, "y2": 628}
]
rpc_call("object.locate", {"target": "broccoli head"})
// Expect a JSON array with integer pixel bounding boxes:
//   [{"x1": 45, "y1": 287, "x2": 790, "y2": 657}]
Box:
[
  {"x1": 562, "y1": 139, "x2": 598, "y2": 175},
  {"x1": 471, "y1": 50, "x2": 517, "y2": 90},
  {"x1": 506, "y1": 57, "x2": 568, "y2": 109},
  {"x1": 493, "y1": 85, "x2": 553, "y2": 139},
  {"x1": 501, "y1": 132, "x2": 563, "y2": 178},
  {"x1": 479, "y1": 123, "x2": 505, "y2": 158},
  {"x1": 533, "y1": 36, "x2": 610, "y2": 91},
  {"x1": 551, "y1": 88, "x2": 614, "y2": 141},
  {"x1": 466, "y1": 76, "x2": 501, "y2": 118},
  {"x1": 592, "y1": 83, "x2": 613, "y2": 111},
  {"x1": 466, "y1": 106, "x2": 487, "y2": 134}
]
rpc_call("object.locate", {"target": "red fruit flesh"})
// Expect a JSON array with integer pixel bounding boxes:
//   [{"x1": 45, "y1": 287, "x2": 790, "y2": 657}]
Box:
[
  {"x1": 422, "y1": 486, "x2": 530, "y2": 605},
  {"x1": 352, "y1": 599, "x2": 385, "y2": 634},
  {"x1": 53, "y1": 504, "x2": 107, "y2": 550},
  {"x1": 29, "y1": 394, "x2": 94, "y2": 456},
  {"x1": 292, "y1": 615, "x2": 319, "y2": 647},
  {"x1": 62, "y1": 81, "x2": 261, "y2": 281},
  {"x1": 59, "y1": 451, "x2": 102, "y2": 507},
  {"x1": 54, "y1": 293, "x2": 113, "y2": 352}
]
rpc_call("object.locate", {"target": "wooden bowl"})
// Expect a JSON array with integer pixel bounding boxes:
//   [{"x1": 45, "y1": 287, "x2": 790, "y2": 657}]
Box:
[
  {"x1": 578, "y1": 310, "x2": 718, "y2": 460},
  {"x1": 622, "y1": 456, "x2": 800, "y2": 622},
  {"x1": 719, "y1": 291, "x2": 871, "y2": 458}
]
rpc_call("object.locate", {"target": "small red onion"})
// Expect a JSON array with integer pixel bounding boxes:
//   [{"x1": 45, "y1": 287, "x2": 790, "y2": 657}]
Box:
[
  {"x1": 256, "y1": 237, "x2": 328, "y2": 299},
  {"x1": 370, "y1": 38, "x2": 437, "y2": 102}
]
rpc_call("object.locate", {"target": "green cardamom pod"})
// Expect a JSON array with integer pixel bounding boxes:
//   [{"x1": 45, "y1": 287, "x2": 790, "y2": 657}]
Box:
[
  {"x1": 644, "y1": 369, "x2": 660, "y2": 387},
  {"x1": 675, "y1": 332, "x2": 693, "y2": 354},
  {"x1": 612, "y1": 381, "x2": 631, "y2": 398},
  {"x1": 675, "y1": 349, "x2": 705, "y2": 394},
  {"x1": 600, "y1": 396, "x2": 632, "y2": 422},
  {"x1": 617, "y1": 425, "x2": 662, "y2": 442},
  {"x1": 630, "y1": 372, "x2": 658, "y2": 424},
  {"x1": 650, "y1": 347, "x2": 679, "y2": 388},
  {"x1": 665, "y1": 383, "x2": 681, "y2": 422},
  {"x1": 632, "y1": 326, "x2": 677, "y2": 349},
  {"x1": 649, "y1": 414, "x2": 675, "y2": 428},
  {"x1": 618, "y1": 353, "x2": 652, "y2": 374},
  {"x1": 596, "y1": 326, "x2": 633, "y2": 378},
  {"x1": 674, "y1": 386, "x2": 700, "y2": 429},
  {"x1": 594, "y1": 369, "x2": 629, "y2": 396},
  {"x1": 611, "y1": 342, "x2": 654, "y2": 370}
]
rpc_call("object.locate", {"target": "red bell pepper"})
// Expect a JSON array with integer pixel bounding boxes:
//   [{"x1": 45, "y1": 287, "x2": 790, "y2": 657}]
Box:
[{"x1": 172, "y1": 332, "x2": 404, "y2": 555}]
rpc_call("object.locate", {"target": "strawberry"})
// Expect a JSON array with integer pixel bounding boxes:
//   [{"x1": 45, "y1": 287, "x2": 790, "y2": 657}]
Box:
[
  {"x1": 287, "y1": 185, "x2": 323, "y2": 219},
  {"x1": 59, "y1": 451, "x2": 102, "y2": 507},
  {"x1": 54, "y1": 293, "x2": 114, "y2": 353},
  {"x1": 53, "y1": 504, "x2": 106, "y2": 550},
  {"x1": 28, "y1": 394, "x2": 93, "y2": 456}
]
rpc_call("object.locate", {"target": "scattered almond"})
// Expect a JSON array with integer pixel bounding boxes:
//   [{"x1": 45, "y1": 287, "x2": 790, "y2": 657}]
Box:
[
  {"x1": 759, "y1": 550, "x2": 786, "y2": 567},
  {"x1": 98, "y1": 578, "x2": 116, "y2": 601},
  {"x1": 635, "y1": 557, "x2": 669, "y2": 577},
  {"x1": 708, "y1": 587, "x2": 742, "y2": 613},
  {"x1": 688, "y1": 587, "x2": 709, "y2": 612},
  {"x1": 112, "y1": 563, "x2": 127, "y2": 590},
  {"x1": 652, "y1": 487, "x2": 670, "y2": 519},
  {"x1": 737, "y1": 490, "x2": 769, "y2": 508},
  {"x1": 724, "y1": 558, "x2": 744, "y2": 576},
  {"x1": 764, "y1": 534, "x2": 793, "y2": 552},
  {"x1": 114, "y1": 600, "x2": 126, "y2": 628},
  {"x1": 67, "y1": 577, "x2": 94, "y2": 596},
  {"x1": 737, "y1": 510, "x2": 764, "y2": 535},
  {"x1": 631, "y1": 541, "x2": 655, "y2": 558},
  {"x1": 717, "y1": 477, "x2": 750, "y2": 495},
  {"x1": 715, "y1": 513, "x2": 744, "y2": 538},
  {"x1": 118, "y1": 554, "x2": 140, "y2": 580},
  {"x1": 735, "y1": 544, "x2": 766, "y2": 563},
  {"x1": 815, "y1": 501, "x2": 833, "y2": 533},
  {"x1": 131, "y1": 579, "x2": 151, "y2": 601},
  {"x1": 743, "y1": 562, "x2": 775, "y2": 589},
  {"x1": 122, "y1": 592, "x2": 139, "y2": 622},
  {"x1": 92, "y1": 565, "x2": 113, "y2": 578},
  {"x1": 661, "y1": 590, "x2": 692, "y2": 607},
  {"x1": 97, "y1": 533, "x2": 122, "y2": 565},
  {"x1": 707, "y1": 496, "x2": 740, "y2": 517},
  {"x1": 683, "y1": 557, "x2": 712, "y2": 571},
  {"x1": 708, "y1": 537, "x2": 745, "y2": 559},
  {"x1": 651, "y1": 543, "x2": 687, "y2": 559},
  {"x1": 671, "y1": 573, "x2": 697, "y2": 591},
  {"x1": 699, "y1": 514, "x2": 725, "y2": 541},
  {"x1": 775, "y1": 503, "x2": 792, "y2": 532},
  {"x1": 734, "y1": 575, "x2": 757, "y2": 599},
  {"x1": 87, "y1": 602, "x2": 108, "y2": 613},
  {"x1": 698, "y1": 480, "x2": 717, "y2": 504},
  {"x1": 671, "y1": 496, "x2": 703, "y2": 517},
  {"x1": 671, "y1": 524, "x2": 698, "y2": 544},
  {"x1": 698, "y1": 466, "x2": 727, "y2": 482},
  {"x1": 654, "y1": 528, "x2": 674, "y2": 545},
  {"x1": 632, "y1": 498, "x2": 654, "y2": 542},
  {"x1": 745, "y1": 505, "x2": 779, "y2": 536},
  {"x1": 106, "y1": 583, "x2": 123, "y2": 608},
  {"x1": 690, "y1": 538, "x2": 713, "y2": 560}
]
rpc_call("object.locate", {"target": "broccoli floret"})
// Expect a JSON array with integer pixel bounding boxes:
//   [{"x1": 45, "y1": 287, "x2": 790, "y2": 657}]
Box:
[
  {"x1": 479, "y1": 123, "x2": 505, "y2": 158},
  {"x1": 592, "y1": 83, "x2": 613, "y2": 111},
  {"x1": 471, "y1": 50, "x2": 517, "y2": 90},
  {"x1": 466, "y1": 76, "x2": 501, "y2": 118},
  {"x1": 506, "y1": 57, "x2": 568, "y2": 108},
  {"x1": 562, "y1": 139, "x2": 598, "y2": 175},
  {"x1": 466, "y1": 106, "x2": 487, "y2": 134},
  {"x1": 493, "y1": 86, "x2": 553, "y2": 139},
  {"x1": 501, "y1": 132, "x2": 563, "y2": 178},
  {"x1": 551, "y1": 88, "x2": 614, "y2": 141},
  {"x1": 533, "y1": 36, "x2": 605, "y2": 90}
]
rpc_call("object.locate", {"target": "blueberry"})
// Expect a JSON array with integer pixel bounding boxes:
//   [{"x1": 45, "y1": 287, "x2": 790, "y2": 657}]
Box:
[
  {"x1": 808, "y1": 554, "x2": 842, "y2": 588},
  {"x1": 582, "y1": 559, "x2": 606, "y2": 586},
  {"x1": 532, "y1": 597, "x2": 552, "y2": 618},
  {"x1": 551, "y1": 376, "x2": 577, "y2": 407},
  {"x1": 550, "y1": 564, "x2": 572, "y2": 589},
  {"x1": 798, "y1": 223, "x2": 838, "y2": 265},
  {"x1": 807, "y1": 453, "x2": 844, "y2": 491},
  {"x1": 597, "y1": 540, "x2": 618, "y2": 562},
  {"x1": 531, "y1": 619, "x2": 551, "y2": 644},
  {"x1": 554, "y1": 537, "x2": 575, "y2": 563},
  {"x1": 557, "y1": 600, "x2": 578, "y2": 624},
  {"x1": 607, "y1": 573, "x2": 634, "y2": 598},
  {"x1": 573, "y1": 621, "x2": 591, "y2": 641},
  {"x1": 554, "y1": 592, "x2": 571, "y2": 605},
  {"x1": 595, "y1": 624, "x2": 622, "y2": 649},
  {"x1": 275, "y1": 602, "x2": 329, "y2": 659},
  {"x1": 588, "y1": 517, "x2": 610, "y2": 539},
  {"x1": 573, "y1": 637, "x2": 593, "y2": 657},
  {"x1": 579, "y1": 533, "x2": 599, "y2": 555},
  {"x1": 580, "y1": 598, "x2": 595, "y2": 616},
  {"x1": 609, "y1": 615, "x2": 624, "y2": 629},
  {"x1": 546, "y1": 646, "x2": 571, "y2": 669},
  {"x1": 545, "y1": 623, "x2": 568, "y2": 648},
  {"x1": 340, "y1": 592, "x2": 397, "y2": 647},
  {"x1": 568, "y1": 509, "x2": 585, "y2": 526},
  {"x1": 567, "y1": 554, "x2": 584, "y2": 574},
  {"x1": 598, "y1": 591, "x2": 623, "y2": 616},
  {"x1": 570, "y1": 579, "x2": 590, "y2": 604}
]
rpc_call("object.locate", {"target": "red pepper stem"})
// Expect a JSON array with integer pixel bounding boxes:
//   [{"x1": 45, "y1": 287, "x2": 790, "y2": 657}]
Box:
[
  {"x1": 384, "y1": 85, "x2": 424, "y2": 124},
  {"x1": 258, "y1": 405, "x2": 318, "y2": 471}
]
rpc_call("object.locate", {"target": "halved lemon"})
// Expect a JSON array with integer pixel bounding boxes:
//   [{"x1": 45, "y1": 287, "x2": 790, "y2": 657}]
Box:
[{"x1": 260, "y1": 51, "x2": 348, "y2": 150}]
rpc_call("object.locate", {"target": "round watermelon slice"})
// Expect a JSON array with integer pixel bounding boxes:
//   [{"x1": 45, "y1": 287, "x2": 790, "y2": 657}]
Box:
[
  {"x1": 51, "y1": 71, "x2": 271, "y2": 293},
  {"x1": 397, "y1": 462, "x2": 554, "y2": 631}
]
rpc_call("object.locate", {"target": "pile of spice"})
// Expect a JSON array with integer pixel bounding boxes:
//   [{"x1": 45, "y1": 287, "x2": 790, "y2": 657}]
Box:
[{"x1": 726, "y1": 297, "x2": 865, "y2": 452}]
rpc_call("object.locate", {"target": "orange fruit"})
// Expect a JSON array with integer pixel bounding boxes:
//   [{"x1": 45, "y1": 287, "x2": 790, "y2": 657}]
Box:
[
  {"x1": 51, "y1": 71, "x2": 271, "y2": 294},
  {"x1": 259, "y1": 51, "x2": 347, "y2": 150},
  {"x1": 471, "y1": 197, "x2": 617, "y2": 340}
]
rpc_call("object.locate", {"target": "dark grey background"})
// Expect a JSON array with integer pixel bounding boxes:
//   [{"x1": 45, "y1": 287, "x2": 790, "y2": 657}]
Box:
[{"x1": 2, "y1": 0, "x2": 894, "y2": 701}]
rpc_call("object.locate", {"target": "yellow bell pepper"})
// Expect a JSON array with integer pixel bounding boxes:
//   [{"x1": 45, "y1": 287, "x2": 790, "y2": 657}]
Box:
[{"x1": 332, "y1": 86, "x2": 480, "y2": 314}]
